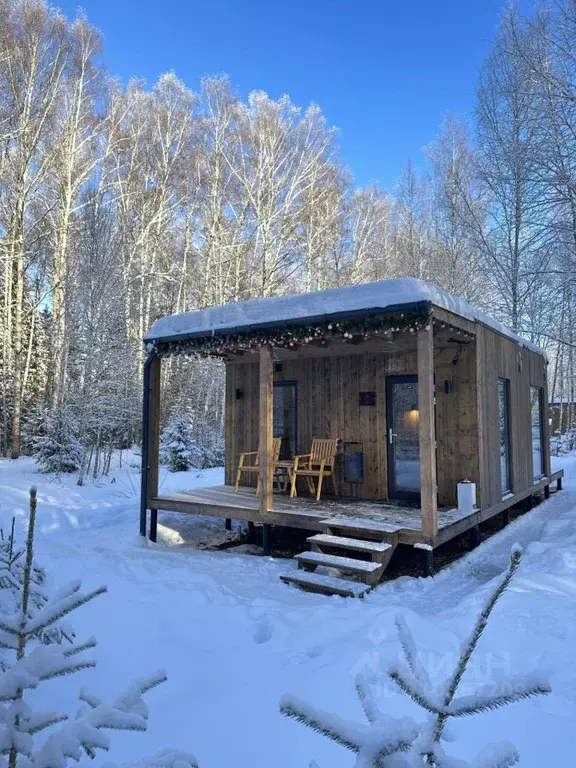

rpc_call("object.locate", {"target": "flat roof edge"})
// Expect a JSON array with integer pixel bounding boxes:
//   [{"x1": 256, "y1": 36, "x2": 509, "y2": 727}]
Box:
[{"x1": 145, "y1": 300, "x2": 434, "y2": 344}]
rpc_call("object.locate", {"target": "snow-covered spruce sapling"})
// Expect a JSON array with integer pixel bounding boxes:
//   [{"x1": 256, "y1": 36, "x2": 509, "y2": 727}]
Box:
[
  {"x1": 0, "y1": 488, "x2": 198, "y2": 768},
  {"x1": 0, "y1": 517, "x2": 73, "y2": 668},
  {"x1": 160, "y1": 415, "x2": 195, "y2": 472},
  {"x1": 280, "y1": 546, "x2": 551, "y2": 767},
  {"x1": 34, "y1": 410, "x2": 84, "y2": 474}
]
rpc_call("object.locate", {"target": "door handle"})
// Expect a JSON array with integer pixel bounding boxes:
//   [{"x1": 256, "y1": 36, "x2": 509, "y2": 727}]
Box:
[{"x1": 388, "y1": 428, "x2": 398, "y2": 444}]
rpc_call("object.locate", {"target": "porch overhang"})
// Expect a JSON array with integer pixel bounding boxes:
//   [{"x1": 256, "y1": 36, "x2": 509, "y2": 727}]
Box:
[{"x1": 147, "y1": 300, "x2": 433, "y2": 345}]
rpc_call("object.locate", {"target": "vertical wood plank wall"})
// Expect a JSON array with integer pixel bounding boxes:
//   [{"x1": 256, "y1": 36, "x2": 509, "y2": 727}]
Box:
[
  {"x1": 225, "y1": 343, "x2": 480, "y2": 505},
  {"x1": 435, "y1": 343, "x2": 479, "y2": 506},
  {"x1": 476, "y1": 326, "x2": 549, "y2": 508},
  {"x1": 224, "y1": 329, "x2": 548, "y2": 507}
]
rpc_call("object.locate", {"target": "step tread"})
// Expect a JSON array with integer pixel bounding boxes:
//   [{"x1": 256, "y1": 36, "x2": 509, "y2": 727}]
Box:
[
  {"x1": 308, "y1": 533, "x2": 392, "y2": 553},
  {"x1": 321, "y1": 516, "x2": 403, "y2": 534},
  {"x1": 295, "y1": 550, "x2": 382, "y2": 573},
  {"x1": 280, "y1": 571, "x2": 371, "y2": 598}
]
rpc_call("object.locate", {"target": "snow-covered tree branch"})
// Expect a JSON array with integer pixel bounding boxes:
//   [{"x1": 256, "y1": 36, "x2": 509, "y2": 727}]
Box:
[{"x1": 280, "y1": 546, "x2": 551, "y2": 767}]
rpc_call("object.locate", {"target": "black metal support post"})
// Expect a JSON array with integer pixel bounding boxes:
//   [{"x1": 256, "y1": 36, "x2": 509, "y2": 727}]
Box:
[
  {"x1": 470, "y1": 525, "x2": 481, "y2": 548},
  {"x1": 248, "y1": 521, "x2": 255, "y2": 533},
  {"x1": 558, "y1": 476, "x2": 563, "y2": 491},
  {"x1": 422, "y1": 548, "x2": 434, "y2": 578},
  {"x1": 262, "y1": 524, "x2": 271, "y2": 556},
  {"x1": 150, "y1": 509, "x2": 158, "y2": 542},
  {"x1": 140, "y1": 348, "x2": 157, "y2": 537},
  {"x1": 225, "y1": 518, "x2": 232, "y2": 531},
  {"x1": 525, "y1": 495, "x2": 534, "y2": 511},
  {"x1": 544, "y1": 484, "x2": 550, "y2": 499},
  {"x1": 502, "y1": 508, "x2": 511, "y2": 527}
]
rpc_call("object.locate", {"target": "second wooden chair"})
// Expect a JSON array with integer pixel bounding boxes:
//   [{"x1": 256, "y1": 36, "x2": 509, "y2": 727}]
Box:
[{"x1": 289, "y1": 438, "x2": 339, "y2": 501}]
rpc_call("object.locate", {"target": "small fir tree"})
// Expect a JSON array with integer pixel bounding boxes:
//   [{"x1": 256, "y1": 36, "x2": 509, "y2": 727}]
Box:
[
  {"x1": 281, "y1": 546, "x2": 550, "y2": 767},
  {"x1": 187, "y1": 424, "x2": 224, "y2": 470},
  {"x1": 160, "y1": 415, "x2": 195, "y2": 472},
  {"x1": 0, "y1": 517, "x2": 73, "y2": 663},
  {"x1": 0, "y1": 489, "x2": 198, "y2": 768},
  {"x1": 34, "y1": 410, "x2": 84, "y2": 474}
]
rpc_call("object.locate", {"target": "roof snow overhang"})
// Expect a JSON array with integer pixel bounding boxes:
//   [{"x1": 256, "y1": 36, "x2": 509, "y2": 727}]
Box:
[{"x1": 144, "y1": 278, "x2": 544, "y2": 357}]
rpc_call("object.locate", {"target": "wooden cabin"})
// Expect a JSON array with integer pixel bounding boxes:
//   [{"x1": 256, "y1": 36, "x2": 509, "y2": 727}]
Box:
[{"x1": 141, "y1": 278, "x2": 563, "y2": 595}]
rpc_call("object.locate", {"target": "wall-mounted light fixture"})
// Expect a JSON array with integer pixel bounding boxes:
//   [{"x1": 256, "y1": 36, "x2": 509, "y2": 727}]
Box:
[{"x1": 405, "y1": 405, "x2": 420, "y2": 426}]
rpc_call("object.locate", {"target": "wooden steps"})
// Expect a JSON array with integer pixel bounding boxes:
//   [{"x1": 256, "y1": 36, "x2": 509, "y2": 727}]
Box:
[
  {"x1": 307, "y1": 533, "x2": 392, "y2": 555},
  {"x1": 280, "y1": 572, "x2": 371, "y2": 598},
  {"x1": 321, "y1": 516, "x2": 403, "y2": 535},
  {"x1": 295, "y1": 550, "x2": 383, "y2": 579},
  {"x1": 281, "y1": 519, "x2": 398, "y2": 597}
]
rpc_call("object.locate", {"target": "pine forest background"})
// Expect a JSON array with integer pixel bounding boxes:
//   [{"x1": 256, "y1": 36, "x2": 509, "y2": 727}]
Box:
[{"x1": 2, "y1": 0, "x2": 576, "y2": 471}]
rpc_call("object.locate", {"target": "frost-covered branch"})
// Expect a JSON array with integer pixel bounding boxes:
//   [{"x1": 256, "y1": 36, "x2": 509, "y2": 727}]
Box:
[
  {"x1": 281, "y1": 546, "x2": 550, "y2": 767},
  {"x1": 0, "y1": 490, "x2": 191, "y2": 768}
]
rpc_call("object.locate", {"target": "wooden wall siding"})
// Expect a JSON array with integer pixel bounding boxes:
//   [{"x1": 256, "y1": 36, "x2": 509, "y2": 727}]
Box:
[
  {"x1": 434, "y1": 343, "x2": 479, "y2": 507},
  {"x1": 225, "y1": 341, "x2": 480, "y2": 504},
  {"x1": 476, "y1": 326, "x2": 548, "y2": 508}
]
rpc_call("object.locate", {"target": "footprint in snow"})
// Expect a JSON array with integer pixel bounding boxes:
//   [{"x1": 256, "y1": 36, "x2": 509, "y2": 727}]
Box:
[{"x1": 469, "y1": 563, "x2": 504, "y2": 582}]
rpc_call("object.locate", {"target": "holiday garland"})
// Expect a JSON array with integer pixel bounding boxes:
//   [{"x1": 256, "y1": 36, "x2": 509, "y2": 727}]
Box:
[{"x1": 151, "y1": 308, "x2": 474, "y2": 359}]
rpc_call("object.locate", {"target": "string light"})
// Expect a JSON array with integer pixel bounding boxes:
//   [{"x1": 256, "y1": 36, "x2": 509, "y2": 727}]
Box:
[{"x1": 151, "y1": 310, "x2": 474, "y2": 359}]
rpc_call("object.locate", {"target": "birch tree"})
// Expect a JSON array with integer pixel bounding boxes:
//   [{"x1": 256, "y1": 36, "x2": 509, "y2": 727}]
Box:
[
  {"x1": 393, "y1": 160, "x2": 430, "y2": 280},
  {"x1": 426, "y1": 116, "x2": 485, "y2": 302},
  {"x1": 223, "y1": 92, "x2": 338, "y2": 296},
  {"x1": 46, "y1": 14, "x2": 104, "y2": 408},
  {"x1": 0, "y1": 0, "x2": 68, "y2": 457},
  {"x1": 475, "y1": 6, "x2": 550, "y2": 330}
]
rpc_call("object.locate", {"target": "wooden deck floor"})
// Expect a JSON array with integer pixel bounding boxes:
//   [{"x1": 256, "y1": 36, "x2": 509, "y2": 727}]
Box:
[
  {"x1": 150, "y1": 484, "x2": 469, "y2": 543},
  {"x1": 149, "y1": 469, "x2": 564, "y2": 547}
]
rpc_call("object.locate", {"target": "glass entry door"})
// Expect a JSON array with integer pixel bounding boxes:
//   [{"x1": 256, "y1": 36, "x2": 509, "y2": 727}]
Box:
[
  {"x1": 386, "y1": 375, "x2": 420, "y2": 501},
  {"x1": 273, "y1": 381, "x2": 297, "y2": 460}
]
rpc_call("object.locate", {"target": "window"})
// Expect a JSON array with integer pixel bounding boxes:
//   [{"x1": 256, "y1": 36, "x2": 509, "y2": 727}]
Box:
[
  {"x1": 273, "y1": 381, "x2": 297, "y2": 460},
  {"x1": 531, "y1": 387, "x2": 545, "y2": 481},
  {"x1": 498, "y1": 379, "x2": 511, "y2": 495}
]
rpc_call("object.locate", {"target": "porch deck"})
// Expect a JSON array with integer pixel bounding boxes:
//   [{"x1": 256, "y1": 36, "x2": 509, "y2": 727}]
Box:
[
  {"x1": 151, "y1": 484, "x2": 467, "y2": 545},
  {"x1": 149, "y1": 469, "x2": 564, "y2": 547}
]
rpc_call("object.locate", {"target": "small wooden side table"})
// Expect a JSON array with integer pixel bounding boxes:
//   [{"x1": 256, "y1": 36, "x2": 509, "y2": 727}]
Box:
[{"x1": 274, "y1": 460, "x2": 295, "y2": 492}]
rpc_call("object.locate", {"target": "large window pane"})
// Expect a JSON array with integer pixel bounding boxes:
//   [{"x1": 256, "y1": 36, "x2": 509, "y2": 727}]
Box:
[
  {"x1": 391, "y1": 381, "x2": 420, "y2": 493},
  {"x1": 498, "y1": 379, "x2": 511, "y2": 495},
  {"x1": 273, "y1": 382, "x2": 297, "y2": 459},
  {"x1": 531, "y1": 387, "x2": 544, "y2": 481}
]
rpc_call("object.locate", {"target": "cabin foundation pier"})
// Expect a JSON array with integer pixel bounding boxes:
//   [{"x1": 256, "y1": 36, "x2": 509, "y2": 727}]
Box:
[
  {"x1": 423, "y1": 548, "x2": 434, "y2": 577},
  {"x1": 415, "y1": 543, "x2": 434, "y2": 577},
  {"x1": 469, "y1": 524, "x2": 480, "y2": 548},
  {"x1": 150, "y1": 509, "x2": 158, "y2": 543},
  {"x1": 262, "y1": 524, "x2": 271, "y2": 556}
]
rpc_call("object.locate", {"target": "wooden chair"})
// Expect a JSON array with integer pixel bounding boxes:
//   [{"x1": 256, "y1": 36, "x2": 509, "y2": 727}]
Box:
[
  {"x1": 290, "y1": 438, "x2": 340, "y2": 501},
  {"x1": 235, "y1": 437, "x2": 282, "y2": 492}
]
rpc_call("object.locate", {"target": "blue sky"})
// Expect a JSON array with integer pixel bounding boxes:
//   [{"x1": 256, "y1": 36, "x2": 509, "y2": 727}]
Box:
[{"x1": 58, "y1": 0, "x2": 516, "y2": 189}]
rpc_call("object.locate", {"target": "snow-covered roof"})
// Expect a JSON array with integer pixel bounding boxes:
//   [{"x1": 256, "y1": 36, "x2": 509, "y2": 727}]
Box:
[{"x1": 145, "y1": 278, "x2": 544, "y2": 355}]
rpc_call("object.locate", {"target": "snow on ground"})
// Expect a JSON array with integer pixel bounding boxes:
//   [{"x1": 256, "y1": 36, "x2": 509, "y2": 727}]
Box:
[{"x1": 0, "y1": 451, "x2": 575, "y2": 766}]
